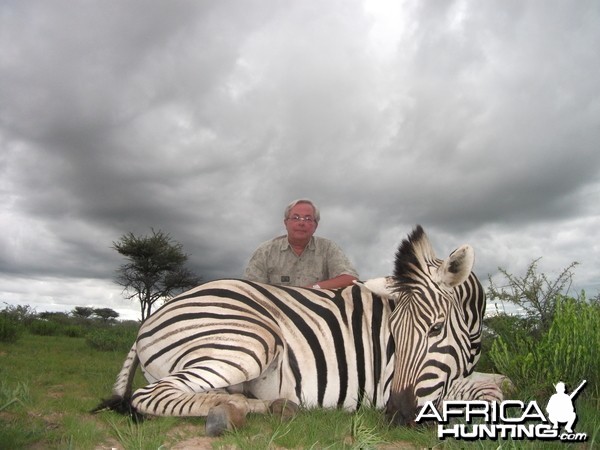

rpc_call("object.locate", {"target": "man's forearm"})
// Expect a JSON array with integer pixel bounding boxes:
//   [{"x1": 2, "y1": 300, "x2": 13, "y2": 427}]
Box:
[{"x1": 310, "y1": 274, "x2": 358, "y2": 289}]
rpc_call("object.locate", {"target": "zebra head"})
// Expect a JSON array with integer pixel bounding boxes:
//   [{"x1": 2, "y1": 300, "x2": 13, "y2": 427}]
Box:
[{"x1": 365, "y1": 225, "x2": 483, "y2": 426}]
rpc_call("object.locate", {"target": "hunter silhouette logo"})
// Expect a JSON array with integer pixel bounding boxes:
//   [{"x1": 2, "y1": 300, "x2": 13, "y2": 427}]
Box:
[
  {"x1": 546, "y1": 380, "x2": 586, "y2": 434},
  {"x1": 416, "y1": 379, "x2": 588, "y2": 442}
]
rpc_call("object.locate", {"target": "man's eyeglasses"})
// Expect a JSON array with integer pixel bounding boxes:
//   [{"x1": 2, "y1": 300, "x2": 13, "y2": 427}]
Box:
[{"x1": 287, "y1": 214, "x2": 316, "y2": 223}]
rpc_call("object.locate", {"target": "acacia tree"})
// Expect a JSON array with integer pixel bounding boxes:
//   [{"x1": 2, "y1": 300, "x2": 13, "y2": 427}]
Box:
[
  {"x1": 93, "y1": 307, "x2": 119, "y2": 323},
  {"x1": 113, "y1": 229, "x2": 202, "y2": 321},
  {"x1": 71, "y1": 306, "x2": 95, "y2": 319}
]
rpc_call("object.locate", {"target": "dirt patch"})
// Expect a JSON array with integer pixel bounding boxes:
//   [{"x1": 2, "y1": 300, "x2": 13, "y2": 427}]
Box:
[
  {"x1": 163, "y1": 423, "x2": 217, "y2": 450},
  {"x1": 47, "y1": 384, "x2": 66, "y2": 399},
  {"x1": 169, "y1": 436, "x2": 218, "y2": 450},
  {"x1": 94, "y1": 437, "x2": 124, "y2": 450},
  {"x1": 27, "y1": 410, "x2": 64, "y2": 430}
]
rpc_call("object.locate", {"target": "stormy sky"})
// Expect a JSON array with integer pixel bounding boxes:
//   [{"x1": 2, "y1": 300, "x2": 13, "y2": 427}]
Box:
[{"x1": 1, "y1": 0, "x2": 599, "y2": 320}]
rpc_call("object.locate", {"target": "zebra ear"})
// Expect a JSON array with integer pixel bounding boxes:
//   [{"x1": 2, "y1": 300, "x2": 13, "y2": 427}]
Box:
[
  {"x1": 354, "y1": 277, "x2": 398, "y2": 299},
  {"x1": 435, "y1": 244, "x2": 474, "y2": 288}
]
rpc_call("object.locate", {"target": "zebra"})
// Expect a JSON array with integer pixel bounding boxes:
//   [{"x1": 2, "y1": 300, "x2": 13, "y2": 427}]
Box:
[{"x1": 94, "y1": 225, "x2": 506, "y2": 435}]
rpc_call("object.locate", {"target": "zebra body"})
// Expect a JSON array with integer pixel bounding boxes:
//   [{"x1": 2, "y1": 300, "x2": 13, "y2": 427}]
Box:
[
  {"x1": 133, "y1": 280, "x2": 393, "y2": 411},
  {"x1": 97, "y1": 226, "x2": 506, "y2": 430}
]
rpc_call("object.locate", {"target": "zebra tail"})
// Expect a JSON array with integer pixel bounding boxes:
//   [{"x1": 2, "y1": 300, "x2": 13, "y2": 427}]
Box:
[{"x1": 91, "y1": 343, "x2": 142, "y2": 421}]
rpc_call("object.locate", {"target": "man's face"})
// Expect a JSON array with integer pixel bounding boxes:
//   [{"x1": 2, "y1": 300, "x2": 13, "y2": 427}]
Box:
[{"x1": 284, "y1": 203, "x2": 318, "y2": 243}]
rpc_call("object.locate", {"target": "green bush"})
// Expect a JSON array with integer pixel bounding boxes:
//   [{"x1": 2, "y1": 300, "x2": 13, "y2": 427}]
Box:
[
  {"x1": 490, "y1": 297, "x2": 600, "y2": 395},
  {"x1": 0, "y1": 315, "x2": 22, "y2": 343},
  {"x1": 28, "y1": 319, "x2": 60, "y2": 336},
  {"x1": 85, "y1": 324, "x2": 138, "y2": 352},
  {"x1": 0, "y1": 304, "x2": 37, "y2": 326},
  {"x1": 62, "y1": 325, "x2": 86, "y2": 338},
  {"x1": 27, "y1": 317, "x2": 90, "y2": 338}
]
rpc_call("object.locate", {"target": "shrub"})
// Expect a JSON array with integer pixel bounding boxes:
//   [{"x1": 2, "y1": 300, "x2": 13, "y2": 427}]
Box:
[
  {"x1": 483, "y1": 313, "x2": 536, "y2": 344},
  {"x1": 490, "y1": 296, "x2": 600, "y2": 395},
  {"x1": 0, "y1": 314, "x2": 22, "y2": 343},
  {"x1": 487, "y1": 259, "x2": 579, "y2": 333},
  {"x1": 38, "y1": 311, "x2": 72, "y2": 325},
  {"x1": 26, "y1": 316, "x2": 90, "y2": 338},
  {"x1": 478, "y1": 313, "x2": 533, "y2": 372},
  {"x1": 1, "y1": 303, "x2": 37, "y2": 326},
  {"x1": 62, "y1": 325, "x2": 86, "y2": 338},
  {"x1": 28, "y1": 319, "x2": 60, "y2": 336},
  {"x1": 86, "y1": 324, "x2": 138, "y2": 352}
]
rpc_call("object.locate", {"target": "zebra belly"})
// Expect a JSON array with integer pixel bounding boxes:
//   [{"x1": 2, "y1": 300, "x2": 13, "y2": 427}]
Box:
[
  {"x1": 245, "y1": 354, "x2": 289, "y2": 401},
  {"x1": 246, "y1": 342, "x2": 387, "y2": 410}
]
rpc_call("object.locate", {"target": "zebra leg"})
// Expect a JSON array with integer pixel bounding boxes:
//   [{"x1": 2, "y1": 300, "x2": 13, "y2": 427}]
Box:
[
  {"x1": 443, "y1": 372, "x2": 511, "y2": 403},
  {"x1": 205, "y1": 396, "x2": 299, "y2": 436},
  {"x1": 132, "y1": 376, "x2": 270, "y2": 436},
  {"x1": 130, "y1": 362, "x2": 299, "y2": 436},
  {"x1": 132, "y1": 374, "x2": 270, "y2": 415},
  {"x1": 269, "y1": 398, "x2": 301, "y2": 420},
  {"x1": 205, "y1": 399, "x2": 249, "y2": 436}
]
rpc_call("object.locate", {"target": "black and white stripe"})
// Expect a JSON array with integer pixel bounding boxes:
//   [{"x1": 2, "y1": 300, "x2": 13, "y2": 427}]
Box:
[{"x1": 97, "y1": 225, "x2": 505, "y2": 425}]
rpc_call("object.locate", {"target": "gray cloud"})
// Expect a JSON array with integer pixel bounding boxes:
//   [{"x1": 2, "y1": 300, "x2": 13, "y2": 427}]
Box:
[{"x1": 1, "y1": 0, "x2": 599, "y2": 319}]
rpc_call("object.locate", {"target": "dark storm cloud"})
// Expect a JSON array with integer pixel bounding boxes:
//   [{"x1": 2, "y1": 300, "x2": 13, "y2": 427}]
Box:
[{"x1": 1, "y1": 0, "x2": 598, "y2": 319}]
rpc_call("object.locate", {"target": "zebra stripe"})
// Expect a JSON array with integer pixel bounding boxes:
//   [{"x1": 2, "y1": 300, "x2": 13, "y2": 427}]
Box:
[
  {"x1": 94, "y1": 225, "x2": 505, "y2": 430},
  {"x1": 133, "y1": 281, "x2": 394, "y2": 412}
]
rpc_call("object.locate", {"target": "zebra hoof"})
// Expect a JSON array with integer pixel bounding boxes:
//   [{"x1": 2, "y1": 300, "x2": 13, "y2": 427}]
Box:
[
  {"x1": 206, "y1": 404, "x2": 232, "y2": 436},
  {"x1": 269, "y1": 398, "x2": 299, "y2": 420},
  {"x1": 205, "y1": 403, "x2": 246, "y2": 437}
]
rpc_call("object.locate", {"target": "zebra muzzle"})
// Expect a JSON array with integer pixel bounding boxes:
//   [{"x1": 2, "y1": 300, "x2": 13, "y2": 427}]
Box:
[{"x1": 385, "y1": 387, "x2": 418, "y2": 426}]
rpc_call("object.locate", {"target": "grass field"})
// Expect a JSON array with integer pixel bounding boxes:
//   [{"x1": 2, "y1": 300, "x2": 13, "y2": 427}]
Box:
[{"x1": 1, "y1": 333, "x2": 598, "y2": 449}]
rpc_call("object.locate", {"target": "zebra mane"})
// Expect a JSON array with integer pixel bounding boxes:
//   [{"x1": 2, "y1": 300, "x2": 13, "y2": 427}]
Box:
[{"x1": 393, "y1": 225, "x2": 439, "y2": 287}]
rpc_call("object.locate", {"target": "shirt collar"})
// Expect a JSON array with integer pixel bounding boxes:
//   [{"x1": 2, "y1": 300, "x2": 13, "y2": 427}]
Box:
[{"x1": 280, "y1": 236, "x2": 316, "y2": 252}]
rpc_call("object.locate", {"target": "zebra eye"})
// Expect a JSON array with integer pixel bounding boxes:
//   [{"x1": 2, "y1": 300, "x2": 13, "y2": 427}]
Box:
[{"x1": 429, "y1": 322, "x2": 444, "y2": 337}]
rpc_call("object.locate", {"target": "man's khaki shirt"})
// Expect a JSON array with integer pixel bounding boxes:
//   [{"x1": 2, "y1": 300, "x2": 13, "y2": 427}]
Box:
[{"x1": 243, "y1": 235, "x2": 358, "y2": 287}]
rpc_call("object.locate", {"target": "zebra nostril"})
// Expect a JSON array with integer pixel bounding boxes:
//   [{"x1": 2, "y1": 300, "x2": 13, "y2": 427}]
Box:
[{"x1": 385, "y1": 387, "x2": 417, "y2": 426}]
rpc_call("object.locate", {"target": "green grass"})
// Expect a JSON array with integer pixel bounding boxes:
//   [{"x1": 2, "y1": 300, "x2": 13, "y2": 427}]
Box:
[{"x1": 1, "y1": 332, "x2": 598, "y2": 449}]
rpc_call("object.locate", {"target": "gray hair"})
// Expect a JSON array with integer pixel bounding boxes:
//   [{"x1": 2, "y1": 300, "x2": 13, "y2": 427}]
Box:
[{"x1": 284, "y1": 198, "x2": 320, "y2": 223}]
